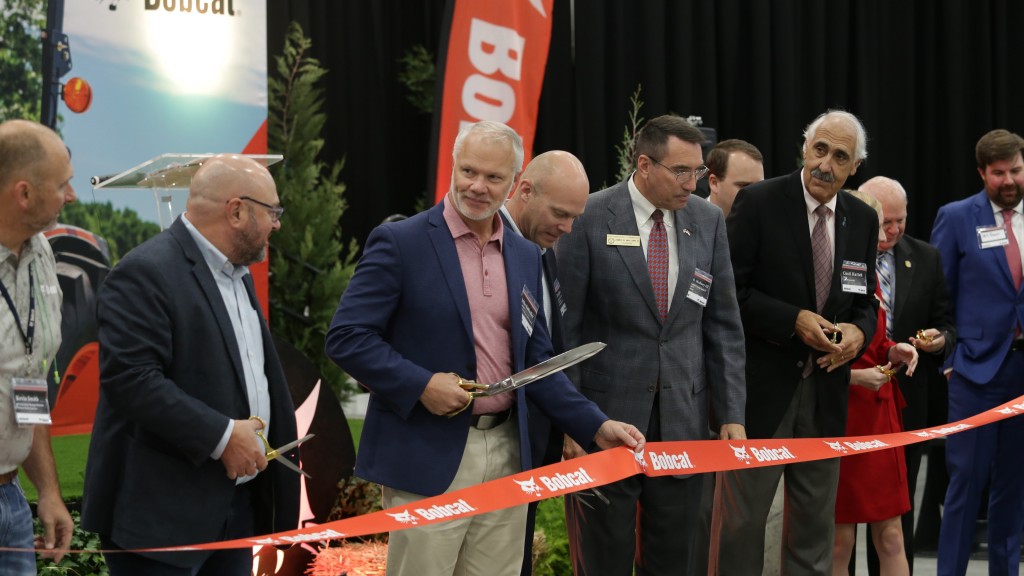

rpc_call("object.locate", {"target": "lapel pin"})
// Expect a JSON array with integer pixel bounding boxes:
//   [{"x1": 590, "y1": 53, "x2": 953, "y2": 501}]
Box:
[
  {"x1": 683, "y1": 229, "x2": 692, "y2": 236},
  {"x1": 905, "y1": 260, "x2": 912, "y2": 268}
]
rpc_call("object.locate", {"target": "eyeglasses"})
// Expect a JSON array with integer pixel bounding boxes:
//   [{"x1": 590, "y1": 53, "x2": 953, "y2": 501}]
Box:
[
  {"x1": 236, "y1": 196, "x2": 285, "y2": 222},
  {"x1": 649, "y1": 157, "x2": 709, "y2": 184}
]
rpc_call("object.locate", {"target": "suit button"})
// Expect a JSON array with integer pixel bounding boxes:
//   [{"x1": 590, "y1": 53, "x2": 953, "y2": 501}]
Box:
[
  {"x1": 647, "y1": 385, "x2": 656, "y2": 392},
  {"x1": 797, "y1": 360, "x2": 805, "y2": 368}
]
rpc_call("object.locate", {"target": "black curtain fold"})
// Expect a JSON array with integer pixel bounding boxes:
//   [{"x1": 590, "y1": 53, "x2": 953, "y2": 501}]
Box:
[{"x1": 270, "y1": 0, "x2": 1024, "y2": 249}]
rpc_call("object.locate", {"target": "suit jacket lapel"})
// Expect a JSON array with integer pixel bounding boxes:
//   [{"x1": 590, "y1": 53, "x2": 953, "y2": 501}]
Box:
[
  {"x1": 783, "y1": 173, "x2": 817, "y2": 309},
  {"x1": 973, "y1": 192, "x2": 1017, "y2": 289},
  {"x1": 607, "y1": 185, "x2": 662, "y2": 322},
  {"x1": 170, "y1": 220, "x2": 248, "y2": 398},
  {"x1": 503, "y1": 233, "x2": 529, "y2": 372},
  {"x1": 541, "y1": 250, "x2": 565, "y2": 351},
  {"x1": 427, "y1": 204, "x2": 474, "y2": 346},
  {"x1": 666, "y1": 207, "x2": 698, "y2": 325},
  {"x1": 892, "y1": 240, "x2": 914, "y2": 329},
  {"x1": 828, "y1": 192, "x2": 852, "y2": 316}
]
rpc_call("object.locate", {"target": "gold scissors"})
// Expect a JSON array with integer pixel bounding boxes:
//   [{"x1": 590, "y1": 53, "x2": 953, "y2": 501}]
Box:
[{"x1": 249, "y1": 416, "x2": 314, "y2": 478}]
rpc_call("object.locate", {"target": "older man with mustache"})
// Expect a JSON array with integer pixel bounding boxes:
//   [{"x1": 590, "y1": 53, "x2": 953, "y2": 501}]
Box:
[{"x1": 710, "y1": 110, "x2": 880, "y2": 576}]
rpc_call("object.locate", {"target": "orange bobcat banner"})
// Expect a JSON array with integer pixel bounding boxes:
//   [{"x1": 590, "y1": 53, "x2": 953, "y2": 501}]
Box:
[{"x1": 432, "y1": 0, "x2": 555, "y2": 203}]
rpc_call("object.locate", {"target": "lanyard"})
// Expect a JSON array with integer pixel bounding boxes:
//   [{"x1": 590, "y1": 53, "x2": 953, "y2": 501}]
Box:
[{"x1": 0, "y1": 266, "x2": 35, "y2": 357}]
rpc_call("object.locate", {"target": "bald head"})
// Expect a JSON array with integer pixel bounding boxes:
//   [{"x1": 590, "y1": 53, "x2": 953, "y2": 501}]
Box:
[
  {"x1": 187, "y1": 154, "x2": 276, "y2": 215},
  {"x1": 859, "y1": 176, "x2": 908, "y2": 252},
  {"x1": 185, "y1": 154, "x2": 281, "y2": 265},
  {"x1": 506, "y1": 150, "x2": 589, "y2": 249},
  {"x1": 0, "y1": 119, "x2": 76, "y2": 252}
]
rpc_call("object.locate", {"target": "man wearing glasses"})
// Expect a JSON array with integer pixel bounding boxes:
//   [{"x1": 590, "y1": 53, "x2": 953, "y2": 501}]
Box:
[
  {"x1": 82, "y1": 154, "x2": 299, "y2": 575},
  {"x1": 556, "y1": 114, "x2": 747, "y2": 576}
]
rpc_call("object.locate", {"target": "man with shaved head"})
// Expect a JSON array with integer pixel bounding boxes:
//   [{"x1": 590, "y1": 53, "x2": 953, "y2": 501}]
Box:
[
  {"x1": 0, "y1": 119, "x2": 76, "y2": 574},
  {"x1": 499, "y1": 150, "x2": 589, "y2": 576},
  {"x1": 82, "y1": 154, "x2": 300, "y2": 575}
]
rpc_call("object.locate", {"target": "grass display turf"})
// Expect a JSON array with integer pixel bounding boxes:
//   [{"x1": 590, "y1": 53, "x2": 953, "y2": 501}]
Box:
[{"x1": 18, "y1": 419, "x2": 366, "y2": 503}]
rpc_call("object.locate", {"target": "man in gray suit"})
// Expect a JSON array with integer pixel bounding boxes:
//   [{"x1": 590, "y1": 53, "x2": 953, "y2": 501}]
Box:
[{"x1": 556, "y1": 115, "x2": 747, "y2": 576}]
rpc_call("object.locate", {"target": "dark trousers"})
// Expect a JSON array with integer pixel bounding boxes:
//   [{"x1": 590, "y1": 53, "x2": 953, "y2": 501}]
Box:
[
  {"x1": 103, "y1": 483, "x2": 256, "y2": 576},
  {"x1": 565, "y1": 397, "x2": 704, "y2": 576},
  {"x1": 938, "y1": 352, "x2": 1024, "y2": 576}
]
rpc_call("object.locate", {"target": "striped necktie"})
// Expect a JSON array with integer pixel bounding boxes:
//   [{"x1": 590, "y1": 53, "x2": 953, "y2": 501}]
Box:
[{"x1": 877, "y1": 251, "x2": 894, "y2": 339}]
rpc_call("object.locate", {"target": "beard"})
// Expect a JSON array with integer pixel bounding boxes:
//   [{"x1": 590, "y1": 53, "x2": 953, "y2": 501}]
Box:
[{"x1": 232, "y1": 214, "x2": 267, "y2": 266}]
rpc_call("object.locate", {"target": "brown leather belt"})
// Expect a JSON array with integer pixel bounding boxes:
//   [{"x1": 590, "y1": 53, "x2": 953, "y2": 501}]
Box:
[
  {"x1": 471, "y1": 408, "x2": 514, "y2": 430},
  {"x1": 0, "y1": 470, "x2": 18, "y2": 485}
]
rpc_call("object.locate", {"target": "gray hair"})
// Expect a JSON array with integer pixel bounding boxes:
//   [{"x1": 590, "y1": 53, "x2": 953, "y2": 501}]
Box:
[
  {"x1": 452, "y1": 121, "x2": 525, "y2": 177},
  {"x1": 803, "y1": 110, "x2": 868, "y2": 162}
]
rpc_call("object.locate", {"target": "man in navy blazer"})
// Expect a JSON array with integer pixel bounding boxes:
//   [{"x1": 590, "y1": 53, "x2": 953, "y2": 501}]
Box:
[
  {"x1": 326, "y1": 122, "x2": 643, "y2": 576},
  {"x1": 82, "y1": 155, "x2": 300, "y2": 575},
  {"x1": 931, "y1": 129, "x2": 1024, "y2": 575}
]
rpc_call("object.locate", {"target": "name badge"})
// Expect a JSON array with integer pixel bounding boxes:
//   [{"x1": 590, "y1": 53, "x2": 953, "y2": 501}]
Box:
[
  {"x1": 552, "y1": 278, "x2": 567, "y2": 317},
  {"x1": 521, "y1": 285, "x2": 539, "y2": 336},
  {"x1": 607, "y1": 234, "x2": 641, "y2": 247},
  {"x1": 686, "y1": 268, "x2": 713, "y2": 307},
  {"x1": 977, "y1": 225, "x2": 1010, "y2": 249},
  {"x1": 12, "y1": 377, "x2": 51, "y2": 426},
  {"x1": 840, "y1": 260, "x2": 868, "y2": 294}
]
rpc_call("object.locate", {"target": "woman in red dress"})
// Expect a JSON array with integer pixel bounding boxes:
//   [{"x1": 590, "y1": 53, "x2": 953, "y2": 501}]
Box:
[{"x1": 832, "y1": 191, "x2": 919, "y2": 576}]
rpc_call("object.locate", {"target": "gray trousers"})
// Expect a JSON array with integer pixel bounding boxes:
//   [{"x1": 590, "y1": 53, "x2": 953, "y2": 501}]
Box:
[{"x1": 710, "y1": 375, "x2": 841, "y2": 576}]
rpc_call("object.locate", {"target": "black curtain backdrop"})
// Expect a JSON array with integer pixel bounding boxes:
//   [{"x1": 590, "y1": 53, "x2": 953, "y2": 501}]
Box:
[{"x1": 268, "y1": 0, "x2": 1024, "y2": 250}]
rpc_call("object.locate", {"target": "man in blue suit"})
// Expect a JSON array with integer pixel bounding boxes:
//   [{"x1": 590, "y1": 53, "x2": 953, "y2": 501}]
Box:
[
  {"x1": 325, "y1": 121, "x2": 644, "y2": 576},
  {"x1": 931, "y1": 128, "x2": 1024, "y2": 575}
]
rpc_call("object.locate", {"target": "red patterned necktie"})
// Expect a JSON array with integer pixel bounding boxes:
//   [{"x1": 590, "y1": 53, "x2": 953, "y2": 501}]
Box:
[
  {"x1": 1003, "y1": 209, "x2": 1022, "y2": 338},
  {"x1": 648, "y1": 209, "x2": 669, "y2": 322}
]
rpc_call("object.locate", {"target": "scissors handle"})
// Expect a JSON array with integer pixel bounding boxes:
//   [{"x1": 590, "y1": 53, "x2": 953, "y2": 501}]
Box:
[
  {"x1": 446, "y1": 373, "x2": 483, "y2": 417},
  {"x1": 249, "y1": 415, "x2": 271, "y2": 454}
]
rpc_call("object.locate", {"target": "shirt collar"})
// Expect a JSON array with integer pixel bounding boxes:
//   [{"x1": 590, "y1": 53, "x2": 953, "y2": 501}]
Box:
[
  {"x1": 498, "y1": 204, "x2": 544, "y2": 253},
  {"x1": 181, "y1": 213, "x2": 249, "y2": 280},
  {"x1": 443, "y1": 195, "x2": 504, "y2": 249},
  {"x1": 990, "y1": 198, "x2": 1024, "y2": 217},
  {"x1": 628, "y1": 173, "x2": 673, "y2": 228},
  {"x1": 0, "y1": 233, "x2": 46, "y2": 270}
]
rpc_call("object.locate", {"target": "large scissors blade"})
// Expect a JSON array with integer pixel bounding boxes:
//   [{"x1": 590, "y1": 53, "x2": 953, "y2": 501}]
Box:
[
  {"x1": 273, "y1": 453, "x2": 311, "y2": 478},
  {"x1": 266, "y1": 433, "x2": 315, "y2": 461},
  {"x1": 478, "y1": 342, "x2": 606, "y2": 396}
]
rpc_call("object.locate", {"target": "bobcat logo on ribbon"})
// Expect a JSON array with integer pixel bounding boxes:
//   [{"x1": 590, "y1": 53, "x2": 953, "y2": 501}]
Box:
[
  {"x1": 386, "y1": 510, "x2": 418, "y2": 525},
  {"x1": 634, "y1": 450, "x2": 648, "y2": 472},
  {"x1": 825, "y1": 440, "x2": 848, "y2": 453},
  {"x1": 729, "y1": 444, "x2": 752, "y2": 464},
  {"x1": 514, "y1": 477, "x2": 544, "y2": 497}
]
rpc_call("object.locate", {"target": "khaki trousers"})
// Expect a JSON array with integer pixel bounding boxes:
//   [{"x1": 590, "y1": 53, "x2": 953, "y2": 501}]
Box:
[{"x1": 383, "y1": 417, "x2": 527, "y2": 576}]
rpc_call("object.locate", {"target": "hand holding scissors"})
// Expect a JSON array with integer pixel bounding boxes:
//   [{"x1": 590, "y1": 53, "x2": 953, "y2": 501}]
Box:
[{"x1": 249, "y1": 416, "x2": 314, "y2": 478}]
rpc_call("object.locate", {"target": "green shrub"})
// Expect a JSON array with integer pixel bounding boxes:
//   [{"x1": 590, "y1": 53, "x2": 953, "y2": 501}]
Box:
[{"x1": 35, "y1": 510, "x2": 108, "y2": 576}]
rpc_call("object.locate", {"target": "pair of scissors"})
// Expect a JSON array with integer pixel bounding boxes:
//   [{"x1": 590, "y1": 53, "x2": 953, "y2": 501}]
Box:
[
  {"x1": 249, "y1": 416, "x2": 314, "y2": 478},
  {"x1": 446, "y1": 342, "x2": 608, "y2": 417}
]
